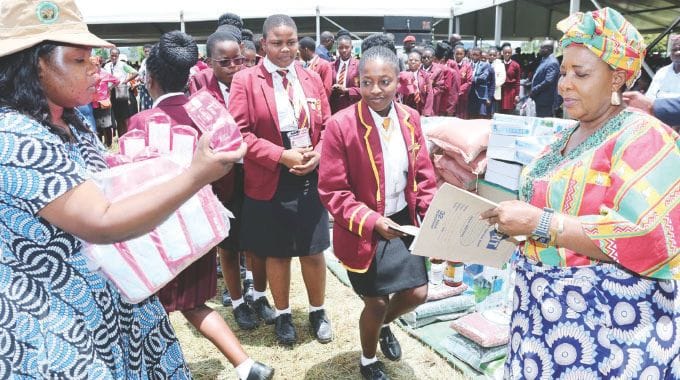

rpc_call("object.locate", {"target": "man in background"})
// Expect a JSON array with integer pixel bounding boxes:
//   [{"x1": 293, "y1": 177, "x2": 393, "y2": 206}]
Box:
[
  {"x1": 530, "y1": 40, "x2": 560, "y2": 117},
  {"x1": 316, "y1": 31, "x2": 335, "y2": 61}
]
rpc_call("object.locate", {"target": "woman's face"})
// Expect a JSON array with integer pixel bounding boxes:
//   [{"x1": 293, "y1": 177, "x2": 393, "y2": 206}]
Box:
[
  {"x1": 360, "y1": 58, "x2": 397, "y2": 115},
  {"x1": 263, "y1": 24, "x2": 298, "y2": 68},
  {"x1": 243, "y1": 49, "x2": 257, "y2": 67},
  {"x1": 337, "y1": 39, "x2": 352, "y2": 61},
  {"x1": 407, "y1": 52, "x2": 421, "y2": 72},
  {"x1": 454, "y1": 48, "x2": 465, "y2": 63},
  {"x1": 39, "y1": 46, "x2": 99, "y2": 109},
  {"x1": 209, "y1": 40, "x2": 243, "y2": 86},
  {"x1": 558, "y1": 45, "x2": 625, "y2": 122}
]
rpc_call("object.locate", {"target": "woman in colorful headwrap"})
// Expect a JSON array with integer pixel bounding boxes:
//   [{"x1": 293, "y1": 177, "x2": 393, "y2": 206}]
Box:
[{"x1": 480, "y1": 7, "x2": 680, "y2": 379}]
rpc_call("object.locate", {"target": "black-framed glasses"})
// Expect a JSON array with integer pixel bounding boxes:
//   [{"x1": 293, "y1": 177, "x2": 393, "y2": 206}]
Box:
[{"x1": 212, "y1": 56, "x2": 245, "y2": 67}]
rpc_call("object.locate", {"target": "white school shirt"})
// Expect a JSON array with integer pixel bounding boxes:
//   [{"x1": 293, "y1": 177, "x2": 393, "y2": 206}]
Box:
[
  {"x1": 218, "y1": 81, "x2": 230, "y2": 105},
  {"x1": 368, "y1": 103, "x2": 408, "y2": 216},
  {"x1": 263, "y1": 57, "x2": 310, "y2": 132}
]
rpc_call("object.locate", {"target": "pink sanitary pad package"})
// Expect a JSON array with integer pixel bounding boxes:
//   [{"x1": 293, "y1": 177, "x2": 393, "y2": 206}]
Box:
[
  {"x1": 81, "y1": 157, "x2": 232, "y2": 303},
  {"x1": 183, "y1": 89, "x2": 243, "y2": 152}
]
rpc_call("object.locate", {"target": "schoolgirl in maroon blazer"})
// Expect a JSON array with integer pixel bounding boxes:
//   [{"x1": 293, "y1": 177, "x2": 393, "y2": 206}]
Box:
[
  {"x1": 188, "y1": 29, "x2": 277, "y2": 332},
  {"x1": 127, "y1": 30, "x2": 273, "y2": 380},
  {"x1": 318, "y1": 46, "x2": 436, "y2": 380},
  {"x1": 330, "y1": 35, "x2": 361, "y2": 114},
  {"x1": 229, "y1": 14, "x2": 333, "y2": 347}
]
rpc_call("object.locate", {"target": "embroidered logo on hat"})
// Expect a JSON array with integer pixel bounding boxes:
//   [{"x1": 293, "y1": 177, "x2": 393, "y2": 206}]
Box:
[{"x1": 36, "y1": 1, "x2": 59, "y2": 24}]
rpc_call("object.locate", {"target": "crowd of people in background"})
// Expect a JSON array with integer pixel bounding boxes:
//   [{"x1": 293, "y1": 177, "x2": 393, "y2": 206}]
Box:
[{"x1": 87, "y1": 27, "x2": 679, "y2": 147}]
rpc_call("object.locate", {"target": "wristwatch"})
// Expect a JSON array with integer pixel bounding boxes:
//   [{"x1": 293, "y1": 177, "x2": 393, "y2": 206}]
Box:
[{"x1": 530, "y1": 208, "x2": 554, "y2": 244}]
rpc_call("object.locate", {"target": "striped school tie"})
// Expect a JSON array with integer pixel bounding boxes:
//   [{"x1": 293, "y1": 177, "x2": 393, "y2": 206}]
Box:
[
  {"x1": 277, "y1": 69, "x2": 309, "y2": 129},
  {"x1": 337, "y1": 62, "x2": 347, "y2": 87}
]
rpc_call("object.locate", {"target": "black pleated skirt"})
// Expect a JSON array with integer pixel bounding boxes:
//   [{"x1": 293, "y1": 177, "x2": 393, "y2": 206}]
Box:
[
  {"x1": 239, "y1": 132, "x2": 330, "y2": 258},
  {"x1": 347, "y1": 207, "x2": 428, "y2": 297}
]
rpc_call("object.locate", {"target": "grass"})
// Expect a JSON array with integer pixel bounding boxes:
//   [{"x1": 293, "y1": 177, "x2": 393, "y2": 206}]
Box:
[{"x1": 169, "y1": 259, "x2": 468, "y2": 380}]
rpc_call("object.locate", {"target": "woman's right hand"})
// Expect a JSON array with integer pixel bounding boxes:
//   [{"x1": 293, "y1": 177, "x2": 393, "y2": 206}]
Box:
[
  {"x1": 188, "y1": 131, "x2": 247, "y2": 185},
  {"x1": 375, "y1": 216, "x2": 406, "y2": 240},
  {"x1": 279, "y1": 147, "x2": 312, "y2": 169}
]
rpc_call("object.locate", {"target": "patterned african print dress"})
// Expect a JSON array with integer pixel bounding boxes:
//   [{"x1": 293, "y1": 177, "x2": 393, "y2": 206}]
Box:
[
  {"x1": 0, "y1": 109, "x2": 190, "y2": 379},
  {"x1": 506, "y1": 109, "x2": 680, "y2": 379}
]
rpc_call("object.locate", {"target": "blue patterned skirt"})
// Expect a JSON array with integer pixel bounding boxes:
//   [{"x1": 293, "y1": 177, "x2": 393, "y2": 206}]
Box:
[{"x1": 506, "y1": 256, "x2": 680, "y2": 379}]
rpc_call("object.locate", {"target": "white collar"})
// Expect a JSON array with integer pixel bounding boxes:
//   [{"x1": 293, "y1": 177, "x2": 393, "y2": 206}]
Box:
[
  {"x1": 152, "y1": 92, "x2": 184, "y2": 108},
  {"x1": 367, "y1": 102, "x2": 398, "y2": 128},
  {"x1": 218, "y1": 80, "x2": 229, "y2": 93},
  {"x1": 263, "y1": 56, "x2": 297, "y2": 77}
]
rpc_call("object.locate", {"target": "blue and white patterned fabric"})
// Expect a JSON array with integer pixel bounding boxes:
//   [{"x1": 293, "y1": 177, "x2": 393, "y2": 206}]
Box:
[
  {"x1": 506, "y1": 256, "x2": 680, "y2": 379},
  {"x1": 0, "y1": 108, "x2": 190, "y2": 379}
]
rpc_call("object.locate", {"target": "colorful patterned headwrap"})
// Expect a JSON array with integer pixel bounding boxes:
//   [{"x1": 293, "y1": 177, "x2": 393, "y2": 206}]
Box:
[{"x1": 557, "y1": 7, "x2": 646, "y2": 88}]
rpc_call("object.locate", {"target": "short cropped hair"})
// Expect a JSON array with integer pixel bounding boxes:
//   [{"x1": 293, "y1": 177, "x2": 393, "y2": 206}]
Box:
[
  {"x1": 206, "y1": 30, "x2": 239, "y2": 58},
  {"x1": 298, "y1": 36, "x2": 316, "y2": 51},
  {"x1": 262, "y1": 14, "x2": 297, "y2": 38}
]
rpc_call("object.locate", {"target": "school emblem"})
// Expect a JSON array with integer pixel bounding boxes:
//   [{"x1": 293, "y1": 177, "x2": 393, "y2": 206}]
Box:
[{"x1": 36, "y1": 1, "x2": 59, "y2": 24}]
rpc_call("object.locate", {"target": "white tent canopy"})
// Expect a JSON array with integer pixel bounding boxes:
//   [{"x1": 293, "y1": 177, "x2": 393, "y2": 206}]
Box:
[{"x1": 76, "y1": 0, "x2": 494, "y2": 24}]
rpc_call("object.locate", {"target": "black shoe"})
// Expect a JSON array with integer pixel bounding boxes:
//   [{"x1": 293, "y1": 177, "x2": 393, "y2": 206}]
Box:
[
  {"x1": 360, "y1": 361, "x2": 389, "y2": 380},
  {"x1": 274, "y1": 313, "x2": 297, "y2": 346},
  {"x1": 243, "y1": 279, "x2": 254, "y2": 304},
  {"x1": 309, "y1": 309, "x2": 333, "y2": 343},
  {"x1": 221, "y1": 289, "x2": 232, "y2": 307},
  {"x1": 252, "y1": 297, "x2": 276, "y2": 325},
  {"x1": 233, "y1": 303, "x2": 259, "y2": 330},
  {"x1": 379, "y1": 326, "x2": 401, "y2": 361},
  {"x1": 246, "y1": 361, "x2": 274, "y2": 380}
]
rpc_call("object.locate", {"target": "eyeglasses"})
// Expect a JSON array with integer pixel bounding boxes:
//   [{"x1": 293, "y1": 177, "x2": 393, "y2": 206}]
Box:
[{"x1": 212, "y1": 56, "x2": 245, "y2": 67}]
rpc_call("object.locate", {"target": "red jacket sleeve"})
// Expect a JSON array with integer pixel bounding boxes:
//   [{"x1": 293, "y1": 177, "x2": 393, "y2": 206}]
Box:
[
  {"x1": 229, "y1": 70, "x2": 284, "y2": 172},
  {"x1": 319, "y1": 63, "x2": 333, "y2": 98},
  {"x1": 318, "y1": 117, "x2": 381, "y2": 238}
]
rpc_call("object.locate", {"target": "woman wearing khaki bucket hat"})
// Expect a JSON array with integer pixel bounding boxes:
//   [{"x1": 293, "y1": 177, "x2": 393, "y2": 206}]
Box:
[{"x1": 0, "y1": 0, "x2": 247, "y2": 378}]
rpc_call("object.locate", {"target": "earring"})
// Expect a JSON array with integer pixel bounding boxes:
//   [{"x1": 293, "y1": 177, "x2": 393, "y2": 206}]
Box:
[{"x1": 611, "y1": 91, "x2": 621, "y2": 106}]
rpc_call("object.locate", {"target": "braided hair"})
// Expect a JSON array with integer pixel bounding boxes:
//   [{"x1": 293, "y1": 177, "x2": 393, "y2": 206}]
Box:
[
  {"x1": 217, "y1": 12, "x2": 243, "y2": 30},
  {"x1": 359, "y1": 46, "x2": 399, "y2": 76},
  {"x1": 146, "y1": 31, "x2": 198, "y2": 93}
]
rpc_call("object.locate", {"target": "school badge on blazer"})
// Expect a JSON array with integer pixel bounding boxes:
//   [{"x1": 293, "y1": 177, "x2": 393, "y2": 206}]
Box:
[{"x1": 306, "y1": 97, "x2": 320, "y2": 111}]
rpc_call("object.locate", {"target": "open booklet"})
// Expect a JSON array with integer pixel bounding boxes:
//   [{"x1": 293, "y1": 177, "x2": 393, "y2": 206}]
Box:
[{"x1": 396, "y1": 184, "x2": 524, "y2": 268}]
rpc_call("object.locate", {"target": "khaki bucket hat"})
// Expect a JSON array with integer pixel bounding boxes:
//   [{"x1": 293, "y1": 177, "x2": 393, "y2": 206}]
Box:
[{"x1": 0, "y1": 0, "x2": 113, "y2": 58}]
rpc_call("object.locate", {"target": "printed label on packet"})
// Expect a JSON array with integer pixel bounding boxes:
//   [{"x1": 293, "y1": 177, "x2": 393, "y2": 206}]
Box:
[{"x1": 288, "y1": 128, "x2": 311, "y2": 148}]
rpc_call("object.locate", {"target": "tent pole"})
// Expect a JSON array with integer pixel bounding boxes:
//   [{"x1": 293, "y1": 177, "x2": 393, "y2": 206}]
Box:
[
  {"x1": 456, "y1": 17, "x2": 460, "y2": 35},
  {"x1": 449, "y1": 8, "x2": 454, "y2": 39},
  {"x1": 316, "y1": 6, "x2": 321, "y2": 45},
  {"x1": 569, "y1": 0, "x2": 580, "y2": 14},
  {"x1": 494, "y1": 5, "x2": 502, "y2": 46},
  {"x1": 180, "y1": 10, "x2": 185, "y2": 33}
]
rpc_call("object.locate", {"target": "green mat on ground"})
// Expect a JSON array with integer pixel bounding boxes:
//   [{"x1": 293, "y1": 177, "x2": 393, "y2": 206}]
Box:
[
  {"x1": 324, "y1": 248, "x2": 504, "y2": 379},
  {"x1": 397, "y1": 320, "x2": 505, "y2": 380}
]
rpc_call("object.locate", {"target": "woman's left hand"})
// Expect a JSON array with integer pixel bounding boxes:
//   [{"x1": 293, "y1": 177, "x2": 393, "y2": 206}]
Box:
[
  {"x1": 290, "y1": 150, "x2": 320, "y2": 176},
  {"x1": 480, "y1": 200, "x2": 542, "y2": 237}
]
